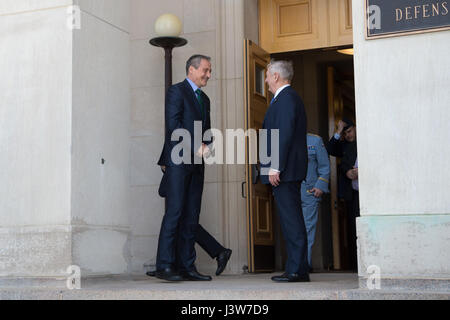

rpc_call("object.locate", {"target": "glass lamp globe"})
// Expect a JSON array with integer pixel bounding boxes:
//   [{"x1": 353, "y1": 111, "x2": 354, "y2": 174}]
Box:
[{"x1": 155, "y1": 14, "x2": 182, "y2": 37}]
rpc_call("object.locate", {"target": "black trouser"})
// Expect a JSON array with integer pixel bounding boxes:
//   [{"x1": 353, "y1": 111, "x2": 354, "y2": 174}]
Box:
[
  {"x1": 156, "y1": 165, "x2": 204, "y2": 272},
  {"x1": 196, "y1": 224, "x2": 225, "y2": 259},
  {"x1": 158, "y1": 167, "x2": 225, "y2": 263},
  {"x1": 272, "y1": 181, "x2": 309, "y2": 275},
  {"x1": 345, "y1": 190, "x2": 360, "y2": 270}
]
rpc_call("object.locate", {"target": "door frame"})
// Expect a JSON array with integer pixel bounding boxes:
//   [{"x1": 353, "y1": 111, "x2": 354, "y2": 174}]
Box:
[{"x1": 243, "y1": 39, "x2": 275, "y2": 273}]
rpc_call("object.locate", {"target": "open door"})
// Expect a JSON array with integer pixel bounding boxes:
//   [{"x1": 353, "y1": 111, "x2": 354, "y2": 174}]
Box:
[
  {"x1": 327, "y1": 65, "x2": 356, "y2": 270},
  {"x1": 327, "y1": 66, "x2": 343, "y2": 270},
  {"x1": 243, "y1": 40, "x2": 275, "y2": 272}
]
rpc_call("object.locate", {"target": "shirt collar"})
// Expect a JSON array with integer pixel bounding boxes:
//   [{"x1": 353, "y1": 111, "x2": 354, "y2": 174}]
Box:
[
  {"x1": 186, "y1": 77, "x2": 199, "y2": 93},
  {"x1": 274, "y1": 84, "x2": 290, "y2": 99}
]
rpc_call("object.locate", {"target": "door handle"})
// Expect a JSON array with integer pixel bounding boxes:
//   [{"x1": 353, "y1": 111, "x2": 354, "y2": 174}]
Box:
[
  {"x1": 242, "y1": 181, "x2": 247, "y2": 198},
  {"x1": 251, "y1": 164, "x2": 259, "y2": 184}
]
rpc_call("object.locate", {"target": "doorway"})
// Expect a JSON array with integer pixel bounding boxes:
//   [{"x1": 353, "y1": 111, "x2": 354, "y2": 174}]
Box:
[{"x1": 244, "y1": 41, "x2": 357, "y2": 273}]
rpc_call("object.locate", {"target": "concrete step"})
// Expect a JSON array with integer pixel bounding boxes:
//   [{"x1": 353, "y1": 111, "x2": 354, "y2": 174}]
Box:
[{"x1": 1, "y1": 273, "x2": 449, "y2": 300}]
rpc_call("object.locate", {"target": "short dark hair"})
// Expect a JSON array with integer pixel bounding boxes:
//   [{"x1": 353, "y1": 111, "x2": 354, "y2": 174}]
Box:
[
  {"x1": 342, "y1": 117, "x2": 355, "y2": 131},
  {"x1": 186, "y1": 54, "x2": 211, "y2": 75}
]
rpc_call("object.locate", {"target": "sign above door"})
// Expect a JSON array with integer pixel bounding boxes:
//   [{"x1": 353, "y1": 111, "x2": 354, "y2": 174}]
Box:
[{"x1": 366, "y1": 0, "x2": 450, "y2": 39}]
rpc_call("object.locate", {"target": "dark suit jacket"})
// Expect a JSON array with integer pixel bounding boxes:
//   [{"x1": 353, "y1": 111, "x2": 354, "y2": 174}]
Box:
[
  {"x1": 326, "y1": 137, "x2": 357, "y2": 201},
  {"x1": 157, "y1": 79, "x2": 212, "y2": 167},
  {"x1": 260, "y1": 86, "x2": 308, "y2": 184}
]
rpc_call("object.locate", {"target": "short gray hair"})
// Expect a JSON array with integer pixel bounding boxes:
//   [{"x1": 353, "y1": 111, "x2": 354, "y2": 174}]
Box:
[
  {"x1": 267, "y1": 60, "x2": 294, "y2": 82},
  {"x1": 186, "y1": 54, "x2": 211, "y2": 75}
]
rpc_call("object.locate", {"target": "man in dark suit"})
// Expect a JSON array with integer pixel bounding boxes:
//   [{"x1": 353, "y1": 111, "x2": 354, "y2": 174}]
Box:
[
  {"x1": 260, "y1": 60, "x2": 310, "y2": 282},
  {"x1": 154, "y1": 55, "x2": 214, "y2": 281},
  {"x1": 326, "y1": 118, "x2": 359, "y2": 270},
  {"x1": 326, "y1": 119, "x2": 358, "y2": 201},
  {"x1": 145, "y1": 170, "x2": 232, "y2": 277}
]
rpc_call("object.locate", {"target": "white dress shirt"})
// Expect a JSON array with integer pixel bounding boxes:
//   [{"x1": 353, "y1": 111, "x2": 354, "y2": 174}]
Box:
[{"x1": 273, "y1": 84, "x2": 290, "y2": 100}]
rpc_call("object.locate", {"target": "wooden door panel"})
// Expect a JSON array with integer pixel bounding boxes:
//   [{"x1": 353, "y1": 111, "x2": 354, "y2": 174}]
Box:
[
  {"x1": 259, "y1": 0, "x2": 354, "y2": 53},
  {"x1": 244, "y1": 39, "x2": 275, "y2": 272},
  {"x1": 327, "y1": 66, "x2": 342, "y2": 270},
  {"x1": 259, "y1": 0, "x2": 329, "y2": 53},
  {"x1": 254, "y1": 196, "x2": 274, "y2": 245},
  {"x1": 329, "y1": 0, "x2": 353, "y2": 46}
]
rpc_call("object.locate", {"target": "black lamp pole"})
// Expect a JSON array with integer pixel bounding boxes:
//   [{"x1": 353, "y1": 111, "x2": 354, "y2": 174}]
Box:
[
  {"x1": 150, "y1": 36, "x2": 187, "y2": 214},
  {"x1": 150, "y1": 36, "x2": 188, "y2": 95}
]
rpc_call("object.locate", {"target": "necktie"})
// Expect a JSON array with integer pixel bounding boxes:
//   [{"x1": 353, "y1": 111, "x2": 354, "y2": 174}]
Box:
[
  {"x1": 195, "y1": 89, "x2": 205, "y2": 120},
  {"x1": 270, "y1": 97, "x2": 276, "y2": 105}
]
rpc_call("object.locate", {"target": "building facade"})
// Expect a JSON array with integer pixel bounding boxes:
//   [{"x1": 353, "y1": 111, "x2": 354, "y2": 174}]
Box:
[{"x1": 0, "y1": 0, "x2": 448, "y2": 289}]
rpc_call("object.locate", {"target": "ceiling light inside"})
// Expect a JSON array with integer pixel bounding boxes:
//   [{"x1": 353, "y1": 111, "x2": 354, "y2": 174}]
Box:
[{"x1": 337, "y1": 48, "x2": 354, "y2": 56}]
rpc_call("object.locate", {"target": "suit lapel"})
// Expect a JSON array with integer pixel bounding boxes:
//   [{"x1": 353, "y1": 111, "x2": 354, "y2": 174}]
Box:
[
  {"x1": 183, "y1": 79, "x2": 203, "y2": 119},
  {"x1": 263, "y1": 96, "x2": 277, "y2": 127},
  {"x1": 266, "y1": 86, "x2": 292, "y2": 116},
  {"x1": 202, "y1": 92, "x2": 210, "y2": 124}
]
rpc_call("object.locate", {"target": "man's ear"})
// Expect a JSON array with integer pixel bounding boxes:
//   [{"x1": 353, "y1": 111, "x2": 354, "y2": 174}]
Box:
[{"x1": 188, "y1": 65, "x2": 194, "y2": 76}]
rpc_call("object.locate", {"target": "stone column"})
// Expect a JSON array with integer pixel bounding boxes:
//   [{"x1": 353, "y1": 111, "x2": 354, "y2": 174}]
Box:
[
  {"x1": 0, "y1": 0, "x2": 131, "y2": 285},
  {"x1": 216, "y1": 0, "x2": 256, "y2": 274},
  {"x1": 352, "y1": 1, "x2": 450, "y2": 289},
  {"x1": 71, "y1": 0, "x2": 131, "y2": 277},
  {"x1": 0, "y1": 2, "x2": 74, "y2": 284}
]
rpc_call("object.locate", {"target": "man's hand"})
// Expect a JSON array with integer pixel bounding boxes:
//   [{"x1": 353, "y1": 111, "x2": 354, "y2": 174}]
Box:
[
  {"x1": 269, "y1": 169, "x2": 281, "y2": 187},
  {"x1": 311, "y1": 187, "x2": 324, "y2": 198},
  {"x1": 346, "y1": 167, "x2": 358, "y2": 180},
  {"x1": 202, "y1": 144, "x2": 211, "y2": 158},
  {"x1": 196, "y1": 143, "x2": 211, "y2": 158},
  {"x1": 196, "y1": 144, "x2": 203, "y2": 157},
  {"x1": 337, "y1": 120, "x2": 346, "y2": 135}
]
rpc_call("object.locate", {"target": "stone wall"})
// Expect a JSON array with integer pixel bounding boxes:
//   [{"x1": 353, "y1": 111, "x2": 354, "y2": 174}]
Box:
[
  {"x1": 0, "y1": 0, "x2": 132, "y2": 280},
  {"x1": 0, "y1": 2, "x2": 73, "y2": 279},
  {"x1": 71, "y1": 0, "x2": 131, "y2": 276},
  {"x1": 352, "y1": 0, "x2": 450, "y2": 284}
]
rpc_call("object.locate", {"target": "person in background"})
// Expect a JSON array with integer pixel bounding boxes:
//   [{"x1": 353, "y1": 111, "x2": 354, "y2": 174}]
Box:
[
  {"x1": 326, "y1": 118, "x2": 358, "y2": 270},
  {"x1": 300, "y1": 133, "x2": 330, "y2": 272}
]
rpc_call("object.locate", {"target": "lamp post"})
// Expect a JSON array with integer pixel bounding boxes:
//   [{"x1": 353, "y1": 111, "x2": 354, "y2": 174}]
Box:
[
  {"x1": 149, "y1": 14, "x2": 187, "y2": 222},
  {"x1": 150, "y1": 14, "x2": 188, "y2": 95}
]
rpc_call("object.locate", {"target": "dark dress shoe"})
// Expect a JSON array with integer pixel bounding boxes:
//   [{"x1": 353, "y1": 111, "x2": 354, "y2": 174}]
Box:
[
  {"x1": 146, "y1": 270, "x2": 156, "y2": 277},
  {"x1": 155, "y1": 268, "x2": 184, "y2": 281},
  {"x1": 182, "y1": 269, "x2": 212, "y2": 281},
  {"x1": 216, "y1": 249, "x2": 232, "y2": 276},
  {"x1": 271, "y1": 273, "x2": 310, "y2": 283}
]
